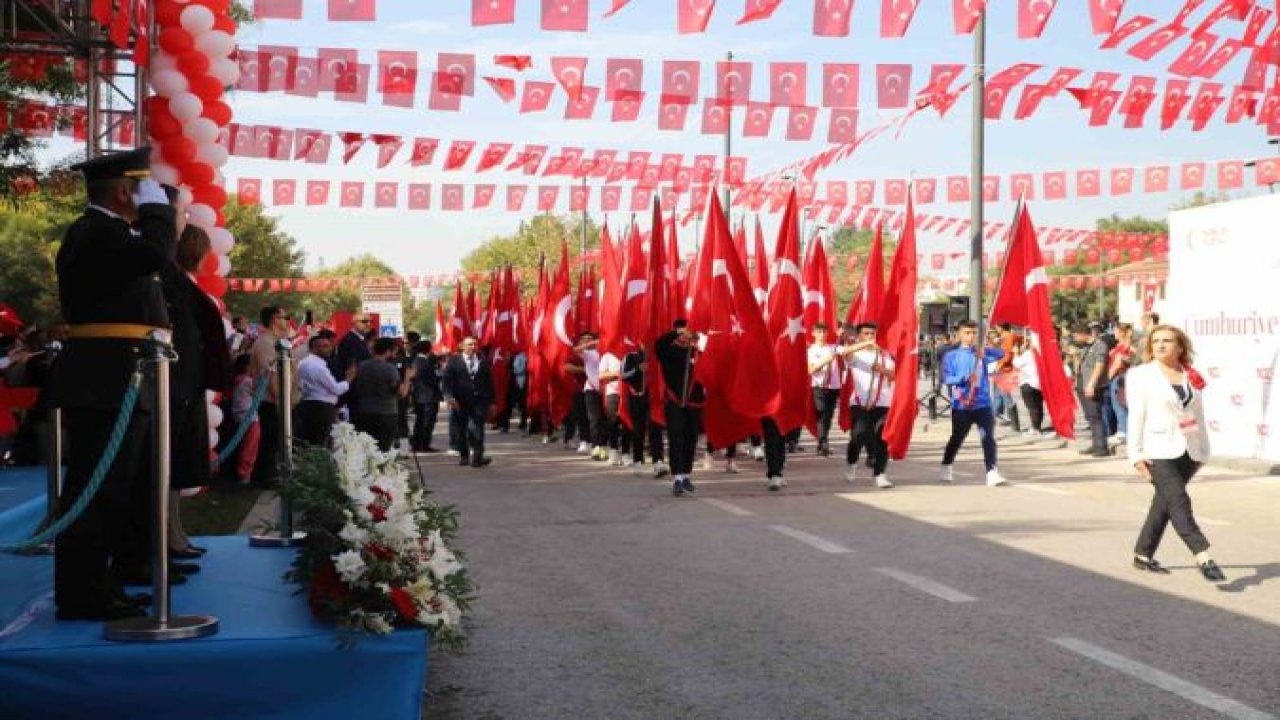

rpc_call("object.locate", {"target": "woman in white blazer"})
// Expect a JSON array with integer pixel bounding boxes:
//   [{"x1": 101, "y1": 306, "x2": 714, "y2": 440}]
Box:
[{"x1": 1127, "y1": 325, "x2": 1225, "y2": 581}]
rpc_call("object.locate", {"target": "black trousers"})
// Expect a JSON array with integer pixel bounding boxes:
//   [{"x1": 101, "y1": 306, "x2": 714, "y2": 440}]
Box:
[
  {"x1": 812, "y1": 388, "x2": 839, "y2": 448},
  {"x1": 1135, "y1": 453, "x2": 1210, "y2": 557},
  {"x1": 355, "y1": 412, "x2": 398, "y2": 452},
  {"x1": 1078, "y1": 388, "x2": 1108, "y2": 452},
  {"x1": 847, "y1": 405, "x2": 890, "y2": 475},
  {"x1": 664, "y1": 401, "x2": 701, "y2": 476},
  {"x1": 604, "y1": 393, "x2": 624, "y2": 450},
  {"x1": 450, "y1": 401, "x2": 489, "y2": 461},
  {"x1": 1020, "y1": 385, "x2": 1045, "y2": 433},
  {"x1": 565, "y1": 391, "x2": 587, "y2": 443},
  {"x1": 627, "y1": 394, "x2": 665, "y2": 463},
  {"x1": 55, "y1": 408, "x2": 150, "y2": 611},
  {"x1": 252, "y1": 401, "x2": 280, "y2": 484},
  {"x1": 412, "y1": 400, "x2": 439, "y2": 450},
  {"x1": 297, "y1": 400, "x2": 337, "y2": 447},
  {"x1": 584, "y1": 390, "x2": 606, "y2": 447},
  {"x1": 942, "y1": 407, "x2": 998, "y2": 471},
  {"x1": 762, "y1": 417, "x2": 786, "y2": 478}
]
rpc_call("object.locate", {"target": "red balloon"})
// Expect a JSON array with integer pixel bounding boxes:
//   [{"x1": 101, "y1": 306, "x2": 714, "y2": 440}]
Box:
[
  {"x1": 155, "y1": 0, "x2": 186, "y2": 26},
  {"x1": 162, "y1": 136, "x2": 197, "y2": 165},
  {"x1": 199, "y1": 251, "x2": 220, "y2": 275},
  {"x1": 213, "y1": 14, "x2": 237, "y2": 33},
  {"x1": 157, "y1": 27, "x2": 194, "y2": 55},
  {"x1": 190, "y1": 74, "x2": 224, "y2": 102},
  {"x1": 195, "y1": 0, "x2": 231, "y2": 12},
  {"x1": 200, "y1": 100, "x2": 232, "y2": 127},
  {"x1": 214, "y1": 209, "x2": 226, "y2": 226},
  {"x1": 192, "y1": 184, "x2": 227, "y2": 209},
  {"x1": 196, "y1": 273, "x2": 227, "y2": 297},
  {"x1": 181, "y1": 162, "x2": 215, "y2": 186},
  {"x1": 149, "y1": 101, "x2": 182, "y2": 140},
  {"x1": 177, "y1": 50, "x2": 211, "y2": 78}
]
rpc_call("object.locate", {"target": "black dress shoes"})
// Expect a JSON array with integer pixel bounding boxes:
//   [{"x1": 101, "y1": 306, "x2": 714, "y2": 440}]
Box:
[
  {"x1": 1133, "y1": 557, "x2": 1171, "y2": 574},
  {"x1": 471, "y1": 457, "x2": 492, "y2": 468},
  {"x1": 171, "y1": 546, "x2": 204, "y2": 559},
  {"x1": 1199, "y1": 560, "x2": 1227, "y2": 582},
  {"x1": 57, "y1": 600, "x2": 148, "y2": 621},
  {"x1": 171, "y1": 562, "x2": 201, "y2": 575},
  {"x1": 458, "y1": 456, "x2": 471, "y2": 466}
]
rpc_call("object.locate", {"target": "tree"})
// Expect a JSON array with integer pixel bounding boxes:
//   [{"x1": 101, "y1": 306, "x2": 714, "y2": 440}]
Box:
[
  {"x1": 0, "y1": 184, "x2": 81, "y2": 324},
  {"x1": 460, "y1": 213, "x2": 600, "y2": 295},
  {"x1": 304, "y1": 253, "x2": 396, "y2": 321},
  {"x1": 222, "y1": 197, "x2": 306, "y2": 320}
]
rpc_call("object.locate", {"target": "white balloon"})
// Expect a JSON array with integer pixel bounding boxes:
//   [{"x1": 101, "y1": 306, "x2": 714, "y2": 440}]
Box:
[
  {"x1": 169, "y1": 92, "x2": 203, "y2": 122},
  {"x1": 177, "y1": 187, "x2": 195, "y2": 208},
  {"x1": 208, "y1": 57, "x2": 240, "y2": 86},
  {"x1": 205, "y1": 390, "x2": 217, "y2": 404},
  {"x1": 182, "y1": 117, "x2": 219, "y2": 144},
  {"x1": 216, "y1": 254, "x2": 231, "y2": 276},
  {"x1": 180, "y1": 4, "x2": 215, "y2": 34},
  {"x1": 208, "y1": 227, "x2": 234, "y2": 254},
  {"x1": 151, "y1": 162, "x2": 180, "y2": 186},
  {"x1": 152, "y1": 53, "x2": 178, "y2": 73},
  {"x1": 208, "y1": 428, "x2": 219, "y2": 448},
  {"x1": 207, "y1": 403, "x2": 224, "y2": 429},
  {"x1": 150, "y1": 69, "x2": 188, "y2": 97},
  {"x1": 195, "y1": 142, "x2": 228, "y2": 168},
  {"x1": 188, "y1": 203, "x2": 216, "y2": 229},
  {"x1": 195, "y1": 30, "x2": 235, "y2": 58}
]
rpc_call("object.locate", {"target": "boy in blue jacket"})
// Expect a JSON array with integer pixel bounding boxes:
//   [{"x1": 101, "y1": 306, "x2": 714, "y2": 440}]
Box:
[{"x1": 940, "y1": 319, "x2": 1009, "y2": 487}]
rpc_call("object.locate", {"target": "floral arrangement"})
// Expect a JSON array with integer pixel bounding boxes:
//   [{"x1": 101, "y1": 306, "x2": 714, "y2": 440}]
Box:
[{"x1": 285, "y1": 423, "x2": 474, "y2": 648}]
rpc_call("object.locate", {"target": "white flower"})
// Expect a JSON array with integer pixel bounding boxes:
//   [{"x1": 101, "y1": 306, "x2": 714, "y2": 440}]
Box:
[
  {"x1": 333, "y1": 550, "x2": 367, "y2": 585},
  {"x1": 361, "y1": 612, "x2": 394, "y2": 635},
  {"x1": 337, "y1": 522, "x2": 369, "y2": 547},
  {"x1": 380, "y1": 510, "x2": 421, "y2": 547}
]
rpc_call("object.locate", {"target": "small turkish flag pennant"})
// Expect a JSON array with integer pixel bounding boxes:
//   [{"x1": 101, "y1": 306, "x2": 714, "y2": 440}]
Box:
[
  {"x1": 543, "y1": 0, "x2": 589, "y2": 31},
  {"x1": 329, "y1": 0, "x2": 376, "y2": 22},
  {"x1": 678, "y1": 0, "x2": 717, "y2": 33},
  {"x1": 473, "y1": 0, "x2": 515, "y2": 25}
]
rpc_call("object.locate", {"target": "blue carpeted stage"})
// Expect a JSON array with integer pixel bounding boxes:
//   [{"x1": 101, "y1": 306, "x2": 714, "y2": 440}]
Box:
[{"x1": 0, "y1": 468, "x2": 430, "y2": 720}]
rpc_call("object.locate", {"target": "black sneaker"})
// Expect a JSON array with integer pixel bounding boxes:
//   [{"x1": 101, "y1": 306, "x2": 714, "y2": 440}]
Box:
[
  {"x1": 680, "y1": 477, "x2": 697, "y2": 494},
  {"x1": 672, "y1": 479, "x2": 685, "y2": 497},
  {"x1": 1199, "y1": 560, "x2": 1227, "y2": 582}
]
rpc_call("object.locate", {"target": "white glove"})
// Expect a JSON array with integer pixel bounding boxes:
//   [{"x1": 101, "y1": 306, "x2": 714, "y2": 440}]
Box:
[{"x1": 132, "y1": 178, "x2": 169, "y2": 207}]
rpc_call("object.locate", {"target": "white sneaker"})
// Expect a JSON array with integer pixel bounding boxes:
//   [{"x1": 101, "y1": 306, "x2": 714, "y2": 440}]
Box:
[
  {"x1": 445, "y1": 449, "x2": 460, "y2": 457},
  {"x1": 1039, "y1": 430, "x2": 1056, "y2": 440},
  {"x1": 751, "y1": 446, "x2": 765, "y2": 460},
  {"x1": 632, "y1": 462, "x2": 646, "y2": 476},
  {"x1": 1021, "y1": 429, "x2": 1038, "y2": 439},
  {"x1": 608, "y1": 448, "x2": 620, "y2": 465},
  {"x1": 577, "y1": 441, "x2": 591, "y2": 454},
  {"x1": 653, "y1": 461, "x2": 670, "y2": 478},
  {"x1": 541, "y1": 435, "x2": 551, "y2": 445},
  {"x1": 986, "y1": 468, "x2": 1009, "y2": 487},
  {"x1": 767, "y1": 475, "x2": 783, "y2": 491},
  {"x1": 940, "y1": 465, "x2": 955, "y2": 483},
  {"x1": 875, "y1": 474, "x2": 894, "y2": 489},
  {"x1": 726, "y1": 459, "x2": 740, "y2": 474},
  {"x1": 844, "y1": 464, "x2": 858, "y2": 484}
]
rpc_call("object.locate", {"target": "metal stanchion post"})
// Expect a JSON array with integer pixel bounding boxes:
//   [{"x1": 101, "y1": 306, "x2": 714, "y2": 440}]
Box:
[
  {"x1": 250, "y1": 339, "x2": 305, "y2": 548},
  {"x1": 106, "y1": 332, "x2": 219, "y2": 642},
  {"x1": 32, "y1": 408, "x2": 64, "y2": 554}
]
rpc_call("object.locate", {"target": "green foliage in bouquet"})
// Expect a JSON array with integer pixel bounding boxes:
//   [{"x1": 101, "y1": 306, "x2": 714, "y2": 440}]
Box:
[{"x1": 284, "y1": 424, "x2": 475, "y2": 650}]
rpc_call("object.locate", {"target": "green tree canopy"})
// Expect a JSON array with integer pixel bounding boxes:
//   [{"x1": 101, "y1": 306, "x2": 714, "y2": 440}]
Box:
[{"x1": 222, "y1": 197, "x2": 306, "y2": 320}]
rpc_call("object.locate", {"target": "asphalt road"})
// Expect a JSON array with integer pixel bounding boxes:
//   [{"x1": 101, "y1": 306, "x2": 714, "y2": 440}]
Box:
[{"x1": 418, "y1": 420, "x2": 1280, "y2": 720}]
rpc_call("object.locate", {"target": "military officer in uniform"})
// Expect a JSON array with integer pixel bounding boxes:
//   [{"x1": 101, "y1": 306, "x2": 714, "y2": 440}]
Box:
[{"x1": 47, "y1": 148, "x2": 177, "y2": 621}]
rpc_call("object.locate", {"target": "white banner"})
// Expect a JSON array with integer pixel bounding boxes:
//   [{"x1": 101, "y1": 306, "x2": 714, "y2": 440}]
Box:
[{"x1": 1166, "y1": 193, "x2": 1280, "y2": 462}]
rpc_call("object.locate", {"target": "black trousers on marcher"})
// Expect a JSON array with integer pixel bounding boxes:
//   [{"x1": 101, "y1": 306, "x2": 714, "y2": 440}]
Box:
[
  {"x1": 762, "y1": 417, "x2": 786, "y2": 478},
  {"x1": 412, "y1": 400, "x2": 439, "y2": 450},
  {"x1": 55, "y1": 408, "x2": 150, "y2": 611},
  {"x1": 627, "y1": 394, "x2": 664, "y2": 463},
  {"x1": 1135, "y1": 452, "x2": 1210, "y2": 558},
  {"x1": 847, "y1": 405, "x2": 890, "y2": 475},
  {"x1": 584, "y1": 390, "x2": 606, "y2": 447},
  {"x1": 604, "y1": 393, "x2": 624, "y2": 450},
  {"x1": 355, "y1": 413, "x2": 398, "y2": 453},
  {"x1": 1078, "y1": 388, "x2": 1108, "y2": 452},
  {"x1": 565, "y1": 391, "x2": 587, "y2": 443},
  {"x1": 812, "y1": 387, "x2": 839, "y2": 449},
  {"x1": 450, "y1": 401, "x2": 489, "y2": 461},
  {"x1": 297, "y1": 399, "x2": 337, "y2": 447},
  {"x1": 664, "y1": 401, "x2": 701, "y2": 476},
  {"x1": 1020, "y1": 385, "x2": 1045, "y2": 433},
  {"x1": 252, "y1": 401, "x2": 280, "y2": 484},
  {"x1": 942, "y1": 407, "x2": 998, "y2": 471}
]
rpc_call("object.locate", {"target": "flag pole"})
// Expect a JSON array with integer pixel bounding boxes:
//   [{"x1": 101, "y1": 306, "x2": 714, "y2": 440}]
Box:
[
  {"x1": 968, "y1": 8, "x2": 986, "y2": 331},
  {"x1": 580, "y1": 176, "x2": 589, "y2": 258},
  {"x1": 723, "y1": 50, "x2": 734, "y2": 233}
]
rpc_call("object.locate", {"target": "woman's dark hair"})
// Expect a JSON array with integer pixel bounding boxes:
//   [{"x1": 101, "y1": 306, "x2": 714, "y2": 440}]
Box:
[{"x1": 176, "y1": 225, "x2": 212, "y2": 274}]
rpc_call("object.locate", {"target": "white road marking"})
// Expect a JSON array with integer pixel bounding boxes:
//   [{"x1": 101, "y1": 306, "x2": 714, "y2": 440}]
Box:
[
  {"x1": 700, "y1": 498, "x2": 754, "y2": 517},
  {"x1": 1015, "y1": 484, "x2": 1074, "y2": 496},
  {"x1": 1051, "y1": 637, "x2": 1275, "y2": 720},
  {"x1": 874, "y1": 567, "x2": 977, "y2": 603},
  {"x1": 768, "y1": 525, "x2": 852, "y2": 554}
]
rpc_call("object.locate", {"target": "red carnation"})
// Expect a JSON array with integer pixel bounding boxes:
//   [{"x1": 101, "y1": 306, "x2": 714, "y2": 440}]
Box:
[
  {"x1": 365, "y1": 543, "x2": 395, "y2": 562},
  {"x1": 367, "y1": 503, "x2": 387, "y2": 522},
  {"x1": 389, "y1": 587, "x2": 418, "y2": 622}
]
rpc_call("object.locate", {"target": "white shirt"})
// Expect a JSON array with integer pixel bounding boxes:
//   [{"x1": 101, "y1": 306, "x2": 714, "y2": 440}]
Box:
[
  {"x1": 599, "y1": 353, "x2": 622, "y2": 396},
  {"x1": 1012, "y1": 350, "x2": 1040, "y2": 390},
  {"x1": 298, "y1": 353, "x2": 350, "y2": 405},
  {"x1": 581, "y1": 349, "x2": 601, "y2": 392},
  {"x1": 808, "y1": 344, "x2": 842, "y2": 390},
  {"x1": 846, "y1": 348, "x2": 895, "y2": 408}
]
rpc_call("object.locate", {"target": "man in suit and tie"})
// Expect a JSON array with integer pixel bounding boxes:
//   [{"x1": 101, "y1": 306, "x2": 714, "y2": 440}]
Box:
[
  {"x1": 441, "y1": 336, "x2": 493, "y2": 467},
  {"x1": 332, "y1": 313, "x2": 373, "y2": 414},
  {"x1": 410, "y1": 338, "x2": 442, "y2": 452}
]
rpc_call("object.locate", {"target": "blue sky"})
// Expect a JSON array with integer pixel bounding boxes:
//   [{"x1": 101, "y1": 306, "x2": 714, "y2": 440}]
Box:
[{"x1": 56, "y1": 0, "x2": 1277, "y2": 276}]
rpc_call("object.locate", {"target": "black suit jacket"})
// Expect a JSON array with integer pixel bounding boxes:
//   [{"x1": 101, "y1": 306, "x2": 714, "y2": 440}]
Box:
[
  {"x1": 48, "y1": 203, "x2": 176, "y2": 410},
  {"x1": 441, "y1": 353, "x2": 493, "y2": 407},
  {"x1": 334, "y1": 329, "x2": 371, "y2": 376},
  {"x1": 411, "y1": 352, "x2": 442, "y2": 405}
]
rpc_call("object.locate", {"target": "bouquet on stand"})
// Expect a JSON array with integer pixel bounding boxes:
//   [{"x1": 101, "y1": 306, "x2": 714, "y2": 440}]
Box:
[{"x1": 285, "y1": 423, "x2": 474, "y2": 648}]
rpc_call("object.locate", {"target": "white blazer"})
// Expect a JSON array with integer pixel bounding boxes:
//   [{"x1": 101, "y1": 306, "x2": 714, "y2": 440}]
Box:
[{"x1": 1126, "y1": 362, "x2": 1210, "y2": 464}]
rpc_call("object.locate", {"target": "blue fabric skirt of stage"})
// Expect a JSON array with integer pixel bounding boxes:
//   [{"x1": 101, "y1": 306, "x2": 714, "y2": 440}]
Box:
[{"x1": 0, "y1": 468, "x2": 429, "y2": 720}]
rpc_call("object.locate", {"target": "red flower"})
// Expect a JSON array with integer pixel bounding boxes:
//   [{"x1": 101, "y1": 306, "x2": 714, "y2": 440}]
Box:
[
  {"x1": 367, "y1": 503, "x2": 387, "y2": 522},
  {"x1": 309, "y1": 559, "x2": 350, "y2": 616},
  {"x1": 365, "y1": 543, "x2": 395, "y2": 562},
  {"x1": 1185, "y1": 365, "x2": 1207, "y2": 391},
  {"x1": 371, "y1": 486, "x2": 392, "y2": 500},
  {"x1": 389, "y1": 587, "x2": 418, "y2": 622}
]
